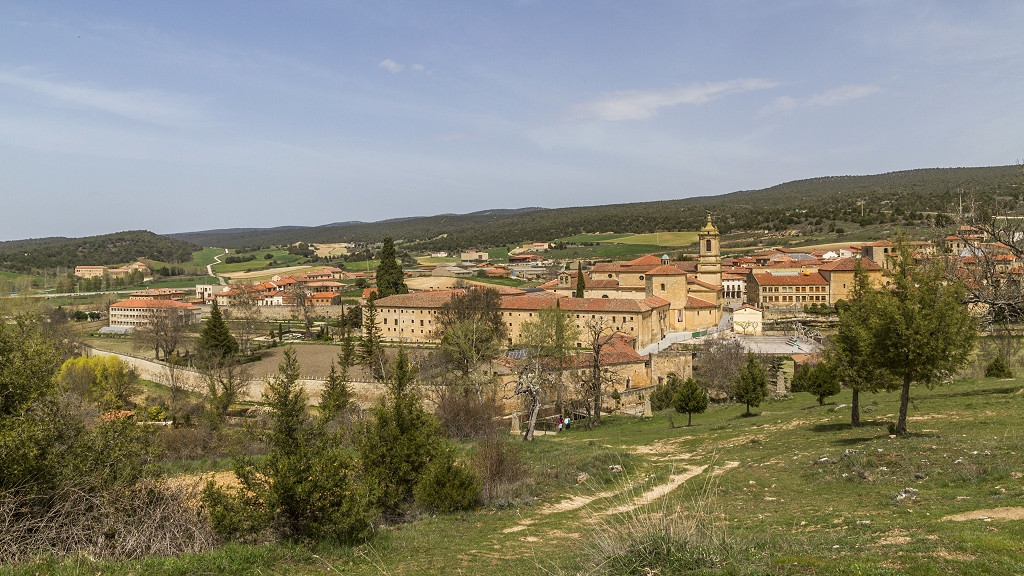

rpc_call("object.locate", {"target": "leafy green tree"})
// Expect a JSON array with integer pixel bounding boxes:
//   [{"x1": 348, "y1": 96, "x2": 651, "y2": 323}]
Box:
[
  {"x1": 435, "y1": 288, "x2": 508, "y2": 401},
  {"x1": 359, "y1": 348, "x2": 442, "y2": 518},
  {"x1": 672, "y1": 376, "x2": 708, "y2": 426},
  {"x1": 872, "y1": 249, "x2": 977, "y2": 435},
  {"x1": 734, "y1": 354, "x2": 769, "y2": 416},
  {"x1": 56, "y1": 355, "x2": 140, "y2": 411},
  {"x1": 374, "y1": 237, "x2": 408, "y2": 298},
  {"x1": 575, "y1": 262, "x2": 585, "y2": 298},
  {"x1": 203, "y1": 348, "x2": 371, "y2": 543},
  {"x1": 827, "y1": 263, "x2": 898, "y2": 426},
  {"x1": 798, "y1": 361, "x2": 840, "y2": 406},
  {"x1": 197, "y1": 300, "x2": 238, "y2": 362}
]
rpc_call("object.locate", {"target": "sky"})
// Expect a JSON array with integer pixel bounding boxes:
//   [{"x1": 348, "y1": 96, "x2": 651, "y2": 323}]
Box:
[{"x1": 1, "y1": 1, "x2": 1022, "y2": 241}]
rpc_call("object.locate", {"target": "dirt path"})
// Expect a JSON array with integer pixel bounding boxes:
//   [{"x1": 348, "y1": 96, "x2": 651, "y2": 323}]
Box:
[{"x1": 942, "y1": 507, "x2": 1024, "y2": 521}]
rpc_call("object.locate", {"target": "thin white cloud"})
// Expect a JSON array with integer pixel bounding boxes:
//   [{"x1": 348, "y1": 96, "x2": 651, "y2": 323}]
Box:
[
  {"x1": 762, "y1": 84, "x2": 880, "y2": 115},
  {"x1": 574, "y1": 78, "x2": 778, "y2": 121},
  {"x1": 379, "y1": 58, "x2": 404, "y2": 73},
  {"x1": 0, "y1": 68, "x2": 204, "y2": 126},
  {"x1": 379, "y1": 59, "x2": 429, "y2": 74}
]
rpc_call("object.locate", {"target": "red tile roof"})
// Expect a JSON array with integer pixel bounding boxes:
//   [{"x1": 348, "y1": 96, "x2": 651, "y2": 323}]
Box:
[
  {"x1": 734, "y1": 303, "x2": 761, "y2": 312},
  {"x1": 751, "y1": 272, "x2": 828, "y2": 286},
  {"x1": 686, "y1": 296, "x2": 716, "y2": 308},
  {"x1": 625, "y1": 254, "x2": 663, "y2": 267},
  {"x1": 646, "y1": 265, "x2": 687, "y2": 276},
  {"x1": 817, "y1": 257, "x2": 882, "y2": 272},
  {"x1": 110, "y1": 299, "x2": 199, "y2": 310},
  {"x1": 374, "y1": 289, "x2": 465, "y2": 308}
]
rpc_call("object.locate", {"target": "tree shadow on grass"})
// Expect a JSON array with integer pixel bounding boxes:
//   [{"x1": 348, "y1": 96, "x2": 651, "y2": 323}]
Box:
[
  {"x1": 809, "y1": 420, "x2": 889, "y2": 434},
  {"x1": 918, "y1": 385, "x2": 1021, "y2": 400}
]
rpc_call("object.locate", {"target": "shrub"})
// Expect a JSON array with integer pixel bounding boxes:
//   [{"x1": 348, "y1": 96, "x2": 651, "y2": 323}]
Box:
[
  {"x1": 435, "y1": 387, "x2": 505, "y2": 440},
  {"x1": 650, "y1": 373, "x2": 684, "y2": 411},
  {"x1": 473, "y1": 437, "x2": 528, "y2": 505},
  {"x1": 985, "y1": 356, "x2": 1014, "y2": 378},
  {"x1": 414, "y1": 448, "x2": 481, "y2": 513}
]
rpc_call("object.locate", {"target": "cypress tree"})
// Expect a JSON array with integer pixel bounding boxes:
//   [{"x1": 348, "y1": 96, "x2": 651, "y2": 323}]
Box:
[
  {"x1": 375, "y1": 237, "x2": 408, "y2": 298},
  {"x1": 197, "y1": 300, "x2": 238, "y2": 361},
  {"x1": 575, "y1": 262, "x2": 585, "y2": 298}
]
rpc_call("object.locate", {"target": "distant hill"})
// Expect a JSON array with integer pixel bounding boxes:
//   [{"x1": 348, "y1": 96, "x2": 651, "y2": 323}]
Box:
[
  {"x1": 0, "y1": 230, "x2": 198, "y2": 273},
  {"x1": 169, "y1": 166, "x2": 1022, "y2": 251}
]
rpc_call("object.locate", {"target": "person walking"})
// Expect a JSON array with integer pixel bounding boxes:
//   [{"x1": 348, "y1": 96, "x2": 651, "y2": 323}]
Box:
[{"x1": 565, "y1": 415, "x2": 571, "y2": 430}]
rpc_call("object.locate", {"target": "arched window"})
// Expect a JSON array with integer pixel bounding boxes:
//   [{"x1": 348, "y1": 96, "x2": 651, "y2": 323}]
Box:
[{"x1": 705, "y1": 239, "x2": 712, "y2": 252}]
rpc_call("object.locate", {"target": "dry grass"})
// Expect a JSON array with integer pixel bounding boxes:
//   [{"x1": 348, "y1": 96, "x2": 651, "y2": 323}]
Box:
[{"x1": 0, "y1": 479, "x2": 215, "y2": 564}]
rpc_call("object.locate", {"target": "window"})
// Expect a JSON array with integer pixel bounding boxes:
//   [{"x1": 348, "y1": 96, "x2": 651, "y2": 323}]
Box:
[
  {"x1": 706, "y1": 239, "x2": 712, "y2": 252},
  {"x1": 660, "y1": 283, "x2": 666, "y2": 291}
]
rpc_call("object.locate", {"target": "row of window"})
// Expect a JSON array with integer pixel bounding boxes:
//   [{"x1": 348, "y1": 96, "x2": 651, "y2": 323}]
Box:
[
  {"x1": 760, "y1": 285, "x2": 826, "y2": 293},
  {"x1": 761, "y1": 295, "x2": 827, "y2": 303}
]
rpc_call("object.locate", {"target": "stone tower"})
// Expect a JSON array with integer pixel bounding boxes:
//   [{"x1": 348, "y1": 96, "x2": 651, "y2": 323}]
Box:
[{"x1": 697, "y1": 211, "x2": 722, "y2": 287}]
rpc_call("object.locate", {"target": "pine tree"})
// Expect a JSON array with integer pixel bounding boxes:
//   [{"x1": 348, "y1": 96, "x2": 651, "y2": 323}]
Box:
[
  {"x1": 575, "y1": 262, "x2": 585, "y2": 298},
  {"x1": 360, "y1": 297, "x2": 386, "y2": 379},
  {"x1": 375, "y1": 237, "x2": 408, "y2": 298},
  {"x1": 320, "y1": 339, "x2": 355, "y2": 421},
  {"x1": 359, "y1": 348, "x2": 442, "y2": 517},
  {"x1": 672, "y1": 376, "x2": 708, "y2": 426},
  {"x1": 197, "y1": 300, "x2": 238, "y2": 362},
  {"x1": 734, "y1": 354, "x2": 768, "y2": 416}
]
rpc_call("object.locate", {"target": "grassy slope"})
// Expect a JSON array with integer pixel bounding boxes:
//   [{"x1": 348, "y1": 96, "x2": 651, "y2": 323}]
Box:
[{"x1": 9, "y1": 376, "x2": 1024, "y2": 575}]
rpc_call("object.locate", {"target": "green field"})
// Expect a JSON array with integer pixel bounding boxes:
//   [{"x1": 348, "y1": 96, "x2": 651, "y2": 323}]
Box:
[
  {"x1": 557, "y1": 232, "x2": 697, "y2": 248},
  {"x1": 211, "y1": 250, "x2": 310, "y2": 274},
  {"x1": 546, "y1": 243, "x2": 666, "y2": 261},
  {"x1": 14, "y1": 370, "x2": 1023, "y2": 575},
  {"x1": 557, "y1": 233, "x2": 633, "y2": 243},
  {"x1": 616, "y1": 231, "x2": 699, "y2": 246}
]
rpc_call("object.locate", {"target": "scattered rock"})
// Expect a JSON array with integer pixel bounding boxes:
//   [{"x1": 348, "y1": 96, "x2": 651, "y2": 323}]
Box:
[
  {"x1": 608, "y1": 465, "x2": 623, "y2": 473},
  {"x1": 892, "y1": 487, "x2": 919, "y2": 504},
  {"x1": 857, "y1": 520, "x2": 871, "y2": 525},
  {"x1": 1011, "y1": 472, "x2": 1022, "y2": 479},
  {"x1": 576, "y1": 472, "x2": 589, "y2": 484},
  {"x1": 843, "y1": 449, "x2": 860, "y2": 456},
  {"x1": 914, "y1": 472, "x2": 926, "y2": 480},
  {"x1": 818, "y1": 457, "x2": 832, "y2": 463}
]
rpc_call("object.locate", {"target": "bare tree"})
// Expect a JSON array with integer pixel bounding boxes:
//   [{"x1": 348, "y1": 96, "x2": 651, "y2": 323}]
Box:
[
  {"x1": 201, "y1": 354, "x2": 252, "y2": 419},
  {"x1": 950, "y1": 163, "x2": 1024, "y2": 324},
  {"x1": 514, "y1": 363, "x2": 547, "y2": 441},
  {"x1": 288, "y1": 284, "x2": 316, "y2": 339},
  {"x1": 133, "y1": 310, "x2": 188, "y2": 361},
  {"x1": 687, "y1": 338, "x2": 747, "y2": 400},
  {"x1": 580, "y1": 317, "x2": 614, "y2": 427},
  {"x1": 227, "y1": 284, "x2": 264, "y2": 355}
]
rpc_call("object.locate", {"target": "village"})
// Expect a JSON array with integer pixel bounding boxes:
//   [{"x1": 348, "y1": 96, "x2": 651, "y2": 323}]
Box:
[{"x1": 77, "y1": 213, "x2": 1005, "y2": 424}]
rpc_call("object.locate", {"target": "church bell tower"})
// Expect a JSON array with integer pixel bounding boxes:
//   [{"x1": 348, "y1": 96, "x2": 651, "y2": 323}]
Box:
[{"x1": 697, "y1": 211, "x2": 722, "y2": 287}]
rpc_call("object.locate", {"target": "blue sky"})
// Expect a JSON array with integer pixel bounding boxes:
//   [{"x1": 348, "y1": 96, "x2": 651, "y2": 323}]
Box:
[{"x1": 1, "y1": 1, "x2": 1022, "y2": 241}]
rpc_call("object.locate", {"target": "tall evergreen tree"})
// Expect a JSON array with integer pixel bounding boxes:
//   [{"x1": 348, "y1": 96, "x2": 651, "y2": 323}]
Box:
[
  {"x1": 575, "y1": 262, "x2": 585, "y2": 298},
  {"x1": 320, "y1": 339, "x2": 355, "y2": 422},
  {"x1": 734, "y1": 354, "x2": 769, "y2": 416},
  {"x1": 197, "y1": 300, "x2": 238, "y2": 362},
  {"x1": 375, "y1": 237, "x2": 408, "y2": 298},
  {"x1": 360, "y1": 297, "x2": 386, "y2": 379}
]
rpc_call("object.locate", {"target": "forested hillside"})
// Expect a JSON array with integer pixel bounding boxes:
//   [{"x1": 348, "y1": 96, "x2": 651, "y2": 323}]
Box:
[
  {"x1": 171, "y1": 165, "x2": 1022, "y2": 251},
  {"x1": 0, "y1": 230, "x2": 198, "y2": 273}
]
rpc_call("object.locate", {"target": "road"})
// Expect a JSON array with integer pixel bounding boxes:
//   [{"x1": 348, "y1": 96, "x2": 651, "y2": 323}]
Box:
[{"x1": 208, "y1": 249, "x2": 228, "y2": 285}]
